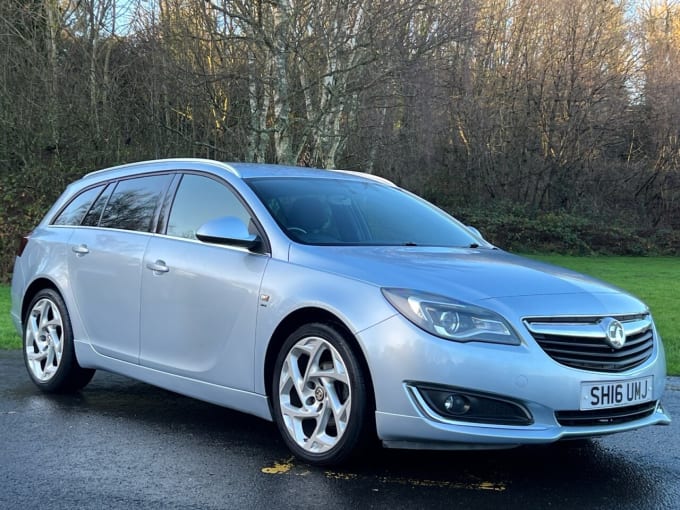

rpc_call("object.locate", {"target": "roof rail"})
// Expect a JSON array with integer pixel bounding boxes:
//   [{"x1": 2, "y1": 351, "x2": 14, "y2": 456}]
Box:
[
  {"x1": 331, "y1": 169, "x2": 396, "y2": 186},
  {"x1": 83, "y1": 158, "x2": 241, "y2": 179}
]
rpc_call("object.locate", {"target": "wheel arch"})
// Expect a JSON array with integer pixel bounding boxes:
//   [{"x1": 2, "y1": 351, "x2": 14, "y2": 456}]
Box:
[
  {"x1": 263, "y1": 307, "x2": 377, "y2": 417},
  {"x1": 21, "y1": 277, "x2": 61, "y2": 325},
  {"x1": 21, "y1": 277, "x2": 96, "y2": 392}
]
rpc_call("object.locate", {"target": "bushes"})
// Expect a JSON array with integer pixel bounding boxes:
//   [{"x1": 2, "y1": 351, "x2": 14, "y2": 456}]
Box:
[
  {"x1": 0, "y1": 162, "x2": 81, "y2": 283},
  {"x1": 447, "y1": 202, "x2": 679, "y2": 256}
]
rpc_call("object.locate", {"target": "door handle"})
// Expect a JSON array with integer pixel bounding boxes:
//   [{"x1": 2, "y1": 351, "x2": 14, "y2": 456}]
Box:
[
  {"x1": 72, "y1": 244, "x2": 89, "y2": 256},
  {"x1": 146, "y1": 260, "x2": 169, "y2": 274}
]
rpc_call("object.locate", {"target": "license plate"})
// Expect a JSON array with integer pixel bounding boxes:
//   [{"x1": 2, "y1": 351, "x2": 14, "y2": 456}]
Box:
[{"x1": 580, "y1": 376, "x2": 654, "y2": 411}]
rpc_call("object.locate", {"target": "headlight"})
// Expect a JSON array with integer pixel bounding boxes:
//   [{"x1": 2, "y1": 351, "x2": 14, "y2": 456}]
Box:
[{"x1": 382, "y1": 288, "x2": 521, "y2": 345}]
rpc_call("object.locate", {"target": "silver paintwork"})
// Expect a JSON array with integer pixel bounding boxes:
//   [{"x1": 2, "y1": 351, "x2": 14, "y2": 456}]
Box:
[
  {"x1": 10, "y1": 158, "x2": 671, "y2": 452},
  {"x1": 195, "y1": 216, "x2": 259, "y2": 247}
]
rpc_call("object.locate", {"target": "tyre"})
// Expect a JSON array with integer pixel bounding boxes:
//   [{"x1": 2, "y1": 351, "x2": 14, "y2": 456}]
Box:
[
  {"x1": 271, "y1": 323, "x2": 371, "y2": 465},
  {"x1": 23, "y1": 289, "x2": 95, "y2": 393}
]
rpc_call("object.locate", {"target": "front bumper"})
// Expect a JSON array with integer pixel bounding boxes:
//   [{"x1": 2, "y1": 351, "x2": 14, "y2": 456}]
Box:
[{"x1": 358, "y1": 314, "x2": 671, "y2": 449}]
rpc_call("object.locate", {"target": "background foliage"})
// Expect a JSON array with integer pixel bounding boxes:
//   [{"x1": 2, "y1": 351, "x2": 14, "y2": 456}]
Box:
[{"x1": 1, "y1": 0, "x2": 680, "y2": 280}]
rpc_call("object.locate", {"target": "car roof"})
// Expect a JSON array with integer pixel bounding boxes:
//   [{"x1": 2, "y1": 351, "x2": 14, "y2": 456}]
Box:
[{"x1": 82, "y1": 158, "x2": 395, "y2": 186}]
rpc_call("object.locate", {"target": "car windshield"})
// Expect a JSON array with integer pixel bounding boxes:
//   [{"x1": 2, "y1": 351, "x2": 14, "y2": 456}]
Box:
[{"x1": 246, "y1": 177, "x2": 480, "y2": 247}]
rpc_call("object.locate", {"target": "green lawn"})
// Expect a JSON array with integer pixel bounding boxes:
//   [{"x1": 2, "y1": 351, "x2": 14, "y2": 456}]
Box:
[
  {"x1": 0, "y1": 285, "x2": 19, "y2": 349},
  {"x1": 1, "y1": 256, "x2": 678, "y2": 374}
]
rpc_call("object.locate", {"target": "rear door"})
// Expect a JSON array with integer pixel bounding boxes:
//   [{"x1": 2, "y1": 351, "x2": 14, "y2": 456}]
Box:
[
  {"x1": 139, "y1": 173, "x2": 269, "y2": 391},
  {"x1": 68, "y1": 174, "x2": 173, "y2": 363}
]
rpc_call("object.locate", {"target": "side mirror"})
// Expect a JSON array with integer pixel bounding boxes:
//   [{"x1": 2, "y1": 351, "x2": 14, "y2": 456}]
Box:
[{"x1": 196, "y1": 216, "x2": 261, "y2": 250}]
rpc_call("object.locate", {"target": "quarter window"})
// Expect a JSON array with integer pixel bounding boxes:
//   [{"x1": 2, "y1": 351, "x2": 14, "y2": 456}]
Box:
[
  {"x1": 167, "y1": 174, "x2": 251, "y2": 239},
  {"x1": 99, "y1": 175, "x2": 172, "y2": 232},
  {"x1": 52, "y1": 186, "x2": 103, "y2": 226},
  {"x1": 82, "y1": 182, "x2": 114, "y2": 227}
]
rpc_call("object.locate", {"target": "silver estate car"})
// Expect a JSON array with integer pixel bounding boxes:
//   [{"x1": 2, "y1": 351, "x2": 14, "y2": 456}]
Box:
[{"x1": 11, "y1": 158, "x2": 671, "y2": 465}]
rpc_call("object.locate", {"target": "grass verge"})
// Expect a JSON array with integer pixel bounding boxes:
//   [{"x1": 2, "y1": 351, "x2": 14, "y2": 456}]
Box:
[
  {"x1": 1, "y1": 285, "x2": 19, "y2": 349},
  {"x1": 1, "y1": 256, "x2": 677, "y2": 374}
]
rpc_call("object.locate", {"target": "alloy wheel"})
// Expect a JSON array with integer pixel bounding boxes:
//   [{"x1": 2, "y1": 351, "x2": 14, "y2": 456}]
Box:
[
  {"x1": 25, "y1": 298, "x2": 64, "y2": 382},
  {"x1": 277, "y1": 335, "x2": 352, "y2": 454}
]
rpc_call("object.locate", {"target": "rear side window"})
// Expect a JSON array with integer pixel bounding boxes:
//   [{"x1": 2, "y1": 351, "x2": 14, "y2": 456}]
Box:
[
  {"x1": 99, "y1": 174, "x2": 172, "y2": 232},
  {"x1": 167, "y1": 174, "x2": 251, "y2": 239},
  {"x1": 52, "y1": 186, "x2": 104, "y2": 226},
  {"x1": 82, "y1": 182, "x2": 113, "y2": 227}
]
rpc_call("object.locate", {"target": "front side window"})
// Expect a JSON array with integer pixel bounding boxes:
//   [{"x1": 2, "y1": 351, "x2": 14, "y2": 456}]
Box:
[
  {"x1": 52, "y1": 185, "x2": 103, "y2": 226},
  {"x1": 167, "y1": 174, "x2": 251, "y2": 239},
  {"x1": 99, "y1": 174, "x2": 172, "y2": 232}
]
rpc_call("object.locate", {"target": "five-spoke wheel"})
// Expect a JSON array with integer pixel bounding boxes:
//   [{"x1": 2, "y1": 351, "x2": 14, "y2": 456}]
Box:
[{"x1": 272, "y1": 323, "x2": 370, "y2": 465}]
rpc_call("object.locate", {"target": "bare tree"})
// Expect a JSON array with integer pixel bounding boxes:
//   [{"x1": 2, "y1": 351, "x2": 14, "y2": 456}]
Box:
[{"x1": 632, "y1": 0, "x2": 680, "y2": 227}]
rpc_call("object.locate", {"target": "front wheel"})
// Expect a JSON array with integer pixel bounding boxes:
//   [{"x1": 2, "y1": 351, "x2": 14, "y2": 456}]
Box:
[
  {"x1": 23, "y1": 289, "x2": 95, "y2": 393},
  {"x1": 271, "y1": 323, "x2": 371, "y2": 465}
]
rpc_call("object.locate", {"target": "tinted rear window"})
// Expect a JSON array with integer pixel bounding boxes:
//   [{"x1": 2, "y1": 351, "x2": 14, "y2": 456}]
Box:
[
  {"x1": 99, "y1": 175, "x2": 172, "y2": 232},
  {"x1": 52, "y1": 186, "x2": 104, "y2": 226},
  {"x1": 82, "y1": 182, "x2": 114, "y2": 227}
]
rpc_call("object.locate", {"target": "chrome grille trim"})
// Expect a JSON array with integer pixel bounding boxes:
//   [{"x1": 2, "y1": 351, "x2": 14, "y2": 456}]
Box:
[
  {"x1": 525, "y1": 316, "x2": 652, "y2": 338},
  {"x1": 523, "y1": 314, "x2": 654, "y2": 373}
]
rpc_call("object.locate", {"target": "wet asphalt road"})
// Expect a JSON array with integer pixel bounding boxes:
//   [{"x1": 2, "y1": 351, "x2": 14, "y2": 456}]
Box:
[{"x1": 1, "y1": 349, "x2": 678, "y2": 510}]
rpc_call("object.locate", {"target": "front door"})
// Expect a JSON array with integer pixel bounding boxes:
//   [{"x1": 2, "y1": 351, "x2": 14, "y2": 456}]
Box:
[{"x1": 139, "y1": 173, "x2": 269, "y2": 391}]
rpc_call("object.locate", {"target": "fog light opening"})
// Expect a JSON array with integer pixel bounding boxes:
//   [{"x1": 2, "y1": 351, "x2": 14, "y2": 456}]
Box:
[
  {"x1": 443, "y1": 393, "x2": 471, "y2": 415},
  {"x1": 412, "y1": 383, "x2": 534, "y2": 426}
]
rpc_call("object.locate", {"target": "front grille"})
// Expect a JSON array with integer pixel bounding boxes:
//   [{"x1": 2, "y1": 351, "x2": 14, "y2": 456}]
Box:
[
  {"x1": 555, "y1": 401, "x2": 657, "y2": 426},
  {"x1": 524, "y1": 315, "x2": 654, "y2": 373}
]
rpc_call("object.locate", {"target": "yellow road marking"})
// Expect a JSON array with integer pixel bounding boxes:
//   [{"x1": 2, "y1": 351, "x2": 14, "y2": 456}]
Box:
[
  {"x1": 261, "y1": 458, "x2": 506, "y2": 491},
  {"x1": 374, "y1": 475, "x2": 506, "y2": 491}
]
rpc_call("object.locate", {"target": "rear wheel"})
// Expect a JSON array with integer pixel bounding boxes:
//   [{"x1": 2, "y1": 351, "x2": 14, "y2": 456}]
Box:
[
  {"x1": 271, "y1": 323, "x2": 370, "y2": 465},
  {"x1": 23, "y1": 289, "x2": 95, "y2": 393}
]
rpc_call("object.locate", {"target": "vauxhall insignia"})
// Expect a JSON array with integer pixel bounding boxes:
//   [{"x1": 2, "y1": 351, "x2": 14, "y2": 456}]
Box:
[{"x1": 602, "y1": 317, "x2": 626, "y2": 349}]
